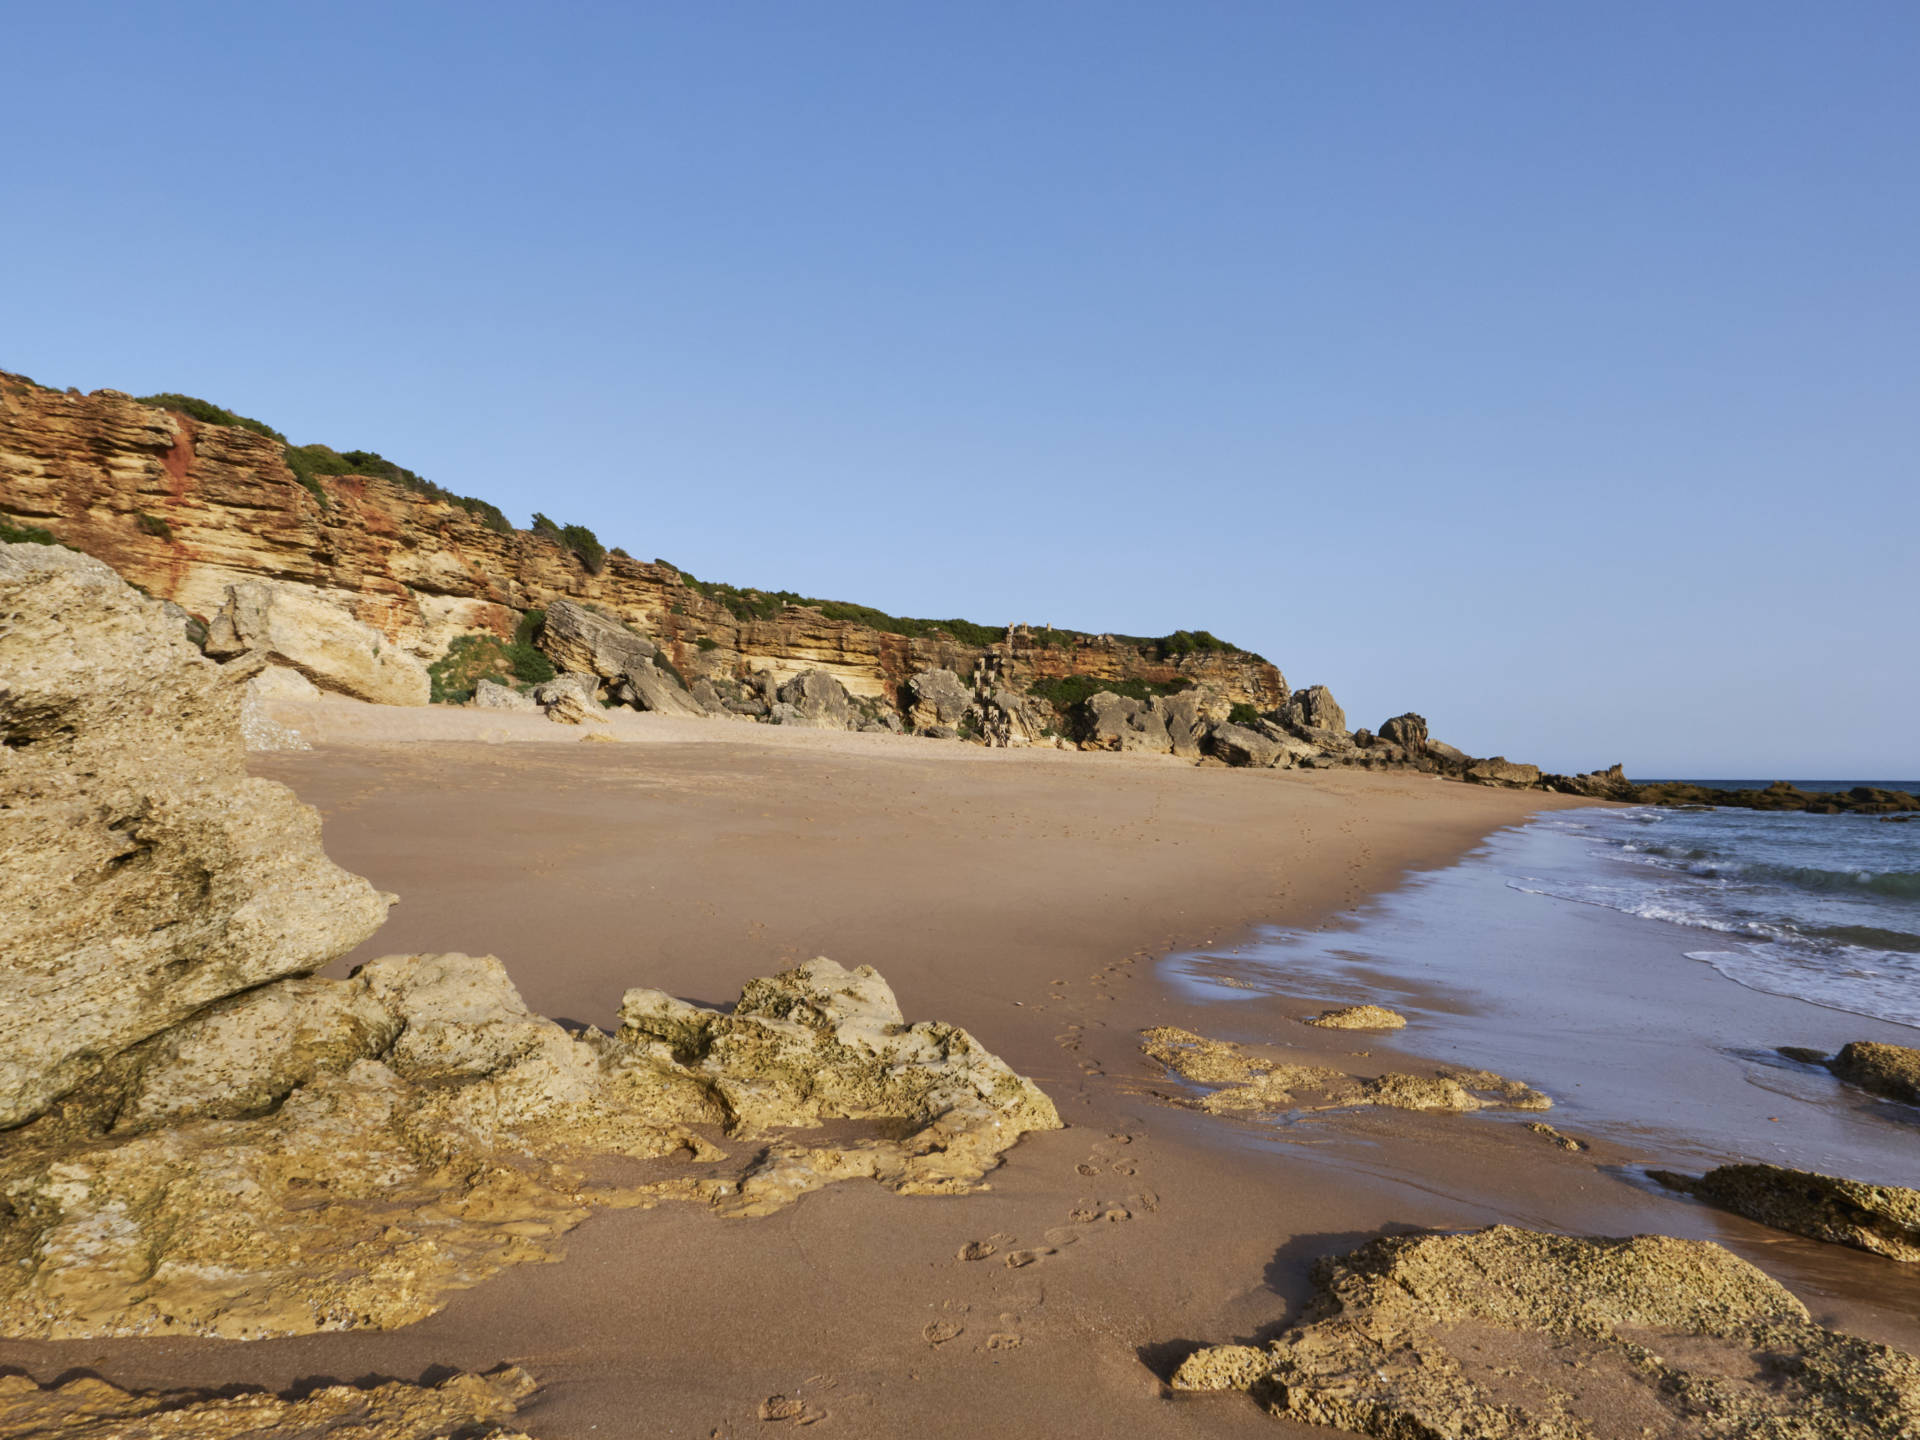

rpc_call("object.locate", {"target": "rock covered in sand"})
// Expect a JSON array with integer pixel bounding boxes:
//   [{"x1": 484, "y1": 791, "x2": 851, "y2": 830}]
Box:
[
  {"x1": 1304, "y1": 1004, "x2": 1407, "y2": 1030},
  {"x1": 1172, "y1": 1225, "x2": 1920, "y2": 1437},
  {"x1": 1651, "y1": 1162, "x2": 1920, "y2": 1262}
]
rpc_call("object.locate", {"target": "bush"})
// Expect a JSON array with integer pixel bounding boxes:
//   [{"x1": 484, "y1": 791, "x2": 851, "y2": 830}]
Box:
[
  {"x1": 427, "y1": 630, "x2": 554, "y2": 704},
  {"x1": 695, "y1": 636, "x2": 718, "y2": 652},
  {"x1": 1229, "y1": 702, "x2": 1262, "y2": 727},
  {"x1": 135, "y1": 511, "x2": 173, "y2": 540},
  {"x1": 0, "y1": 515, "x2": 57, "y2": 546},
  {"x1": 135, "y1": 393, "x2": 285, "y2": 441},
  {"x1": 560, "y1": 523, "x2": 606, "y2": 575},
  {"x1": 1026, "y1": 674, "x2": 1193, "y2": 714}
]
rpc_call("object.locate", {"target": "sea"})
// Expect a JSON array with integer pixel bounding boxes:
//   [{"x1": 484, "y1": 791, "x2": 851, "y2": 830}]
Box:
[{"x1": 1163, "y1": 781, "x2": 1920, "y2": 1180}]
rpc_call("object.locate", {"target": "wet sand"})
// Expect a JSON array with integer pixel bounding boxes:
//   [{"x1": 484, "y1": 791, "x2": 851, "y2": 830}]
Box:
[{"x1": 7, "y1": 717, "x2": 1919, "y2": 1437}]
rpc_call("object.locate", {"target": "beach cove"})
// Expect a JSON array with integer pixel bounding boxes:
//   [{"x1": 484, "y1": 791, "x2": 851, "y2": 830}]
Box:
[{"x1": 8, "y1": 702, "x2": 1915, "y2": 1437}]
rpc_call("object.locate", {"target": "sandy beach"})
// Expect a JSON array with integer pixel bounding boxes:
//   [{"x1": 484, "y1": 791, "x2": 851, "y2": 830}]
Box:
[{"x1": 7, "y1": 706, "x2": 1916, "y2": 1437}]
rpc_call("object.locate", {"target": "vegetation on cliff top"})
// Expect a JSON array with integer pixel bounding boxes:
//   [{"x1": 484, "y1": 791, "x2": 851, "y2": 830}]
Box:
[{"x1": 530, "y1": 514, "x2": 607, "y2": 574}]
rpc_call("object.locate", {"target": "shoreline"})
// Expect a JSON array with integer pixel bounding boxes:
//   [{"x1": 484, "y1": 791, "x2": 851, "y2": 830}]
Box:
[{"x1": 6, "y1": 716, "x2": 1914, "y2": 1437}]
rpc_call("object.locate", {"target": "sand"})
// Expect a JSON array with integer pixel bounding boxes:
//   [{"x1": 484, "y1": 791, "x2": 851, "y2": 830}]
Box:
[{"x1": 7, "y1": 706, "x2": 1919, "y2": 1438}]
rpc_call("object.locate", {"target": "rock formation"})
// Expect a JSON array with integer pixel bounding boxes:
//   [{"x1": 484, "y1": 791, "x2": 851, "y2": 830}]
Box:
[
  {"x1": 1828, "y1": 1041, "x2": 1920, "y2": 1104},
  {"x1": 0, "y1": 542, "x2": 1061, "y2": 1345},
  {"x1": 0, "y1": 1366, "x2": 538, "y2": 1440},
  {"x1": 1304, "y1": 1005, "x2": 1407, "y2": 1031},
  {"x1": 1652, "y1": 1163, "x2": 1920, "y2": 1261},
  {"x1": 1140, "y1": 1027, "x2": 1549, "y2": 1117},
  {"x1": 203, "y1": 580, "x2": 430, "y2": 705},
  {"x1": 1171, "y1": 1225, "x2": 1920, "y2": 1437}
]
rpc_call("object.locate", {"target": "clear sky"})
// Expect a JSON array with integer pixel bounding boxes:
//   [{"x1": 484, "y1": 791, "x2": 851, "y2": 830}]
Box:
[{"x1": 4, "y1": 4, "x2": 1914, "y2": 776}]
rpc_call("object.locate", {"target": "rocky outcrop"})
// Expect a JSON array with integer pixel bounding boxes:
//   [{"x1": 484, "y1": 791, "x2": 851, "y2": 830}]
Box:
[
  {"x1": 1465, "y1": 755, "x2": 1542, "y2": 789},
  {"x1": 1377, "y1": 712, "x2": 1427, "y2": 755},
  {"x1": 0, "y1": 376, "x2": 1284, "y2": 718},
  {"x1": 0, "y1": 548, "x2": 1061, "y2": 1344},
  {"x1": 1652, "y1": 1163, "x2": 1920, "y2": 1261},
  {"x1": 770, "y1": 668, "x2": 860, "y2": 729},
  {"x1": 204, "y1": 580, "x2": 430, "y2": 706},
  {"x1": 1141, "y1": 1027, "x2": 1548, "y2": 1118},
  {"x1": 1284, "y1": 684, "x2": 1347, "y2": 740},
  {"x1": 1304, "y1": 1005, "x2": 1407, "y2": 1030},
  {"x1": 472, "y1": 677, "x2": 538, "y2": 712},
  {"x1": 1171, "y1": 1225, "x2": 1920, "y2": 1438},
  {"x1": 905, "y1": 667, "x2": 973, "y2": 732},
  {"x1": 537, "y1": 597, "x2": 656, "y2": 678},
  {"x1": 0, "y1": 1365, "x2": 538, "y2": 1440},
  {"x1": 1082, "y1": 692, "x2": 1172, "y2": 753},
  {"x1": 1828, "y1": 1041, "x2": 1920, "y2": 1104},
  {"x1": 0, "y1": 543, "x2": 389, "y2": 1128},
  {"x1": 1205, "y1": 722, "x2": 1284, "y2": 769}
]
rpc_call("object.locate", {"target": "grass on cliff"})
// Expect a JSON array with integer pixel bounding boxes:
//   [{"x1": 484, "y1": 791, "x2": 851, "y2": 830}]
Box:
[
  {"x1": 1025, "y1": 674, "x2": 1194, "y2": 713},
  {"x1": 134, "y1": 393, "x2": 286, "y2": 441},
  {"x1": 530, "y1": 514, "x2": 607, "y2": 574},
  {"x1": 428, "y1": 615, "x2": 555, "y2": 704},
  {"x1": 0, "y1": 515, "x2": 58, "y2": 546}
]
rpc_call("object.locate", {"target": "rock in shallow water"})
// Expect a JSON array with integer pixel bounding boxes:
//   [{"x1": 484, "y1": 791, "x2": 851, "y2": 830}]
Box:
[
  {"x1": 1304, "y1": 1004, "x2": 1407, "y2": 1031},
  {"x1": 1651, "y1": 1162, "x2": 1920, "y2": 1261},
  {"x1": 1172, "y1": 1225, "x2": 1920, "y2": 1438}
]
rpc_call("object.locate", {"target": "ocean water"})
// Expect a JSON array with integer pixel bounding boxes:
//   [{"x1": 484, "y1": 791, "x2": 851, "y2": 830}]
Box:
[{"x1": 1517, "y1": 800, "x2": 1920, "y2": 1027}]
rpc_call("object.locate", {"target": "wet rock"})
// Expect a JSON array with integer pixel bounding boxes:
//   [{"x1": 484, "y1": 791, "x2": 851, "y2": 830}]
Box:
[
  {"x1": 203, "y1": 580, "x2": 429, "y2": 706},
  {"x1": 0, "y1": 1364, "x2": 538, "y2": 1439},
  {"x1": 1651, "y1": 1163, "x2": 1920, "y2": 1261},
  {"x1": 1140, "y1": 1028, "x2": 1547, "y2": 1119},
  {"x1": 1828, "y1": 1040, "x2": 1920, "y2": 1104},
  {"x1": 1304, "y1": 1005, "x2": 1406, "y2": 1031},
  {"x1": 0, "y1": 543, "x2": 389, "y2": 1128},
  {"x1": 1171, "y1": 1225, "x2": 1920, "y2": 1438},
  {"x1": 537, "y1": 597, "x2": 656, "y2": 679}
]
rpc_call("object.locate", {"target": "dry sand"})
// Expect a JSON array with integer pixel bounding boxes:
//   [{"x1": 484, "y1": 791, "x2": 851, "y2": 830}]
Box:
[{"x1": 7, "y1": 706, "x2": 1919, "y2": 1438}]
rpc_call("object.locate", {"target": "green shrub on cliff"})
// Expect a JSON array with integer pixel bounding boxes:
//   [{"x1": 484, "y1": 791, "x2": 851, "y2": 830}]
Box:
[
  {"x1": 135, "y1": 393, "x2": 286, "y2": 441},
  {"x1": 561, "y1": 523, "x2": 606, "y2": 575},
  {"x1": 0, "y1": 515, "x2": 58, "y2": 546},
  {"x1": 1229, "y1": 702, "x2": 1262, "y2": 726},
  {"x1": 1026, "y1": 674, "x2": 1193, "y2": 713},
  {"x1": 428, "y1": 630, "x2": 555, "y2": 704}
]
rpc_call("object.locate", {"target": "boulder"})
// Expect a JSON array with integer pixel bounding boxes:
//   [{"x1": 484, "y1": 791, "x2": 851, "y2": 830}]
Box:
[
  {"x1": 1170, "y1": 1225, "x2": 1920, "y2": 1437},
  {"x1": 1653, "y1": 1163, "x2": 1920, "y2": 1261},
  {"x1": 1152, "y1": 691, "x2": 1207, "y2": 758},
  {"x1": 1304, "y1": 1004, "x2": 1407, "y2": 1030},
  {"x1": 1465, "y1": 756, "x2": 1542, "y2": 788},
  {"x1": 980, "y1": 686, "x2": 1054, "y2": 747},
  {"x1": 1205, "y1": 722, "x2": 1282, "y2": 768},
  {"x1": 1426, "y1": 737, "x2": 1470, "y2": 766},
  {"x1": 537, "y1": 597, "x2": 656, "y2": 679},
  {"x1": 246, "y1": 664, "x2": 321, "y2": 702},
  {"x1": 203, "y1": 580, "x2": 429, "y2": 706},
  {"x1": 1083, "y1": 692, "x2": 1174, "y2": 753},
  {"x1": 1829, "y1": 1041, "x2": 1920, "y2": 1103},
  {"x1": 618, "y1": 659, "x2": 707, "y2": 717},
  {"x1": 1378, "y1": 712, "x2": 1428, "y2": 755},
  {"x1": 905, "y1": 667, "x2": 974, "y2": 732},
  {"x1": 770, "y1": 669, "x2": 859, "y2": 729},
  {"x1": 0, "y1": 543, "x2": 390, "y2": 1129},
  {"x1": 472, "y1": 678, "x2": 537, "y2": 712},
  {"x1": 1284, "y1": 684, "x2": 1347, "y2": 738},
  {"x1": 1543, "y1": 762, "x2": 1638, "y2": 799}
]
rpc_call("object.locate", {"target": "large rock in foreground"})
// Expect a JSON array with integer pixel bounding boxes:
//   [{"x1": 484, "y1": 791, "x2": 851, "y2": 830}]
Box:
[
  {"x1": 0, "y1": 545, "x2": 389, "y2": 1128},
  {"x1": 1172, "y1": 1225, "x2": 1920, "y2": 1438},
  {"x1": 1829, "y1": 1040, "x2": 1920, "y2": 1104},
  {"x1": 204, "y1": 580, "x2": 429, "y2": 705}
]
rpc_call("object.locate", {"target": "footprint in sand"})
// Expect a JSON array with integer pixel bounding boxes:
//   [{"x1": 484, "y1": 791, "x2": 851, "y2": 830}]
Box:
[
  {"x1": 986, "y1": 1332, "x2": 1023, "y2": 1351},
  {"x1": 1075, "y1": 1162, "x2": 1100, "y2": 1176},
  {"x1": 1041, "y1": 1225, "x2": 1082, "y2": 1247},
  {"x1": 957, "y1": 1240, "x2": 997, "y2": 1261},
  {"x1": 923, "y1": 1318, "x2": 965, "y2": 1345},
  {"x1": 758, "y1": 1394, "x2": 826, "y2": 1425},
  {"x1": 1004, "y1": 1246, "x2": 1056, "y2": 1268}
]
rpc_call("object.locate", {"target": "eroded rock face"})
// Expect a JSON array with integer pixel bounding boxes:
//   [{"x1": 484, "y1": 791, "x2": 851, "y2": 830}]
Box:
[
  {"x1": 1206, "y1": 722, "x2": 1283, "y2": 769},
  {"x1": 0, "y1": 1365, "x2": 537, "y2": 1440},
  {"x1": 771, "y1": 668, "x2": 860, "y2": 729},
  {"x1": 1652, "y1": 1163, "x2": 1920, "y2": 1261},
  {"x1": 1171, "y1": 1225, "x2": 1920, "y2": 1438},
  {"x1": 1284, "y1": 684, "x2": 1347, "y2": 740},
  {"x1": 0, "y1": 544, "x2": 389, "y2": 1128},
  {"x1": 538, "y1": 597, "x2": 656, "y2": 679},
  {"x1": 905, "y1": 667, "x2": 973, "y2": 732},
  {"x1": 1140, "y1": 1028, "x2": 1549, "y2": 1118},
  {"x1": 204, "y1": 580, "x2": 429, "y2": 706}
]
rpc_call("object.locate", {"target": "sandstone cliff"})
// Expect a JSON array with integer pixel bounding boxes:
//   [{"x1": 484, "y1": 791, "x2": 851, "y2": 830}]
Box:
[{"x1": 0, "y1": 374, "x2": 1285, "y2": 713}]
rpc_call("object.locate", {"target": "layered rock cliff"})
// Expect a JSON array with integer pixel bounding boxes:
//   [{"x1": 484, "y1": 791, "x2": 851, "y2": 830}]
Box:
[{"x1": 0, "y1": 373, "x2": 1285, "y2": 712}]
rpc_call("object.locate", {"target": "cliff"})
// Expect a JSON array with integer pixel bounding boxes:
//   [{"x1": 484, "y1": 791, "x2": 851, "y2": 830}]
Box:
[{"x1": 0, "y1": 373, "x2": 1286, "y2": 713}]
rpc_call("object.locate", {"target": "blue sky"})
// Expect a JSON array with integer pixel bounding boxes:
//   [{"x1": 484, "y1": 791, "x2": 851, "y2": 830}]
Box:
[{"x1": 4, "y1": 4, "x2": 1914, "y2": 775}]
